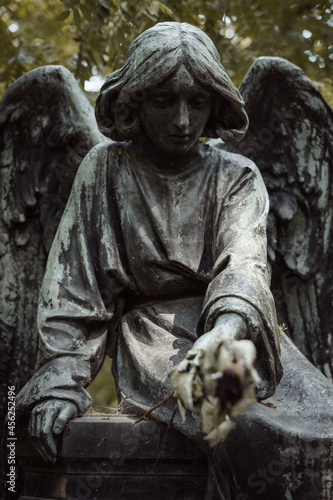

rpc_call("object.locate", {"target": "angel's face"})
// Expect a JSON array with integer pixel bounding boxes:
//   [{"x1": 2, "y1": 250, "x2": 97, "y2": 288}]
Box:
[{"x1": 138, "y1": 65, "x2": 211, "y2": 157}]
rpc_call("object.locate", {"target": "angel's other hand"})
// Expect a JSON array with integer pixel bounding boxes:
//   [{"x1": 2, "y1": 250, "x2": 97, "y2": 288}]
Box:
[{"x1": 29, "y1": 399, "x2": 78, "y2": 463}]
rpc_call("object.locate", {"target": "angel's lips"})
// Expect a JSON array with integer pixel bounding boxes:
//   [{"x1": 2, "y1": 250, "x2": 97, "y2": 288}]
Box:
[{"x1": 170, "y1": 133, "x2": 192, "y2": 143}]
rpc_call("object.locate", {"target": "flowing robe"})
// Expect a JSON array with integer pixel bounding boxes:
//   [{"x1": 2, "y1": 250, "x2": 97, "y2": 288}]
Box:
[
  {"x1": 16, "y1": 142, "x2": 333, "y2": 499},
  {"x1": 17, "y1": 141, "x2": 281, "y2": 414}
]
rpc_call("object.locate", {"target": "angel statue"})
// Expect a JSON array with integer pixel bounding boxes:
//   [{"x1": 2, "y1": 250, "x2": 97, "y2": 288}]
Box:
[{"x1": 0, "y1": 21, "x2": 333, "y2": 500}]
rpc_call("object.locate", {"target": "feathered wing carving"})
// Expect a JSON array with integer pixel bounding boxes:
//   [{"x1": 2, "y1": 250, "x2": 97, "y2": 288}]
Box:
[
  {"x1": 214, "y1": 56, "x2": 333, "y2": 380},
  {"x1": 0, "y1": 66, "x2": 106, "y2": 425}
]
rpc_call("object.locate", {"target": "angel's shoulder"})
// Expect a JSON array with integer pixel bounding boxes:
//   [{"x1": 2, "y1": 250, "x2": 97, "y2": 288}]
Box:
[
  {"x1": 75, "y1": 140, "x2": 122, "y2": 179},
  {"x1": 209, "y1": 143, "x2": 258, "y2": 178}
]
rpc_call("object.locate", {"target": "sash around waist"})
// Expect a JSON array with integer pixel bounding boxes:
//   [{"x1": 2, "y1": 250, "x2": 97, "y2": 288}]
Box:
[{"x1": 123, "y1": 293, "x2": 205, "y2": 314}]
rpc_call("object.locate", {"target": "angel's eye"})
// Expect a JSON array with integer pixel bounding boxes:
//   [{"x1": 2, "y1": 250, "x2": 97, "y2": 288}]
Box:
[
  {"x1": 151, "y1": 96, "x2": 175, "y2": 108},
  {"x1": 189, "y1": 95, "x2": 211, "y2": 108}
]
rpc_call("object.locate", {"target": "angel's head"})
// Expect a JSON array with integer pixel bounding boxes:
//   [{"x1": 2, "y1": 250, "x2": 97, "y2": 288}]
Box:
[{"x1": 96, "y1": 22, "x2": 248, "y2": 153}]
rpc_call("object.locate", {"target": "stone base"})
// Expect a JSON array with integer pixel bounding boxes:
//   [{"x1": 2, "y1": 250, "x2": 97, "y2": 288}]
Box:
[{"x1": 18, "y1": 414, "x2": 208, "y2": 499}]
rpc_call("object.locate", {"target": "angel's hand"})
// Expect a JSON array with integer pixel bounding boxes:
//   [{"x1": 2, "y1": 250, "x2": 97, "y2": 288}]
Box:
[
  {"x1": 193, "y1": 313, "x2": 247, "y2": 351},
  {"x1": 29, "y1": 399, "x2": 78, "y2": 463},
  {"x1": 192, "y1": 313, "x2": 251, "y2": 401},
  {"x1": 171, "y1": 314, "x2": 260, "y2": 447}
]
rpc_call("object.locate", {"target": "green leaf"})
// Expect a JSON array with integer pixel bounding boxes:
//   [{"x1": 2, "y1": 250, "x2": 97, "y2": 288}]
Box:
[
  {"x1": 56, "y1": 10, "x2": 71, "y2": 21},
  {"x1": 61, "y1": 0, "x2": 74, "y2": 7},
  {"x1": 99, "y1": 0, "x2": 111, "y2": 9},
  {"x1": 158, "y1": 2, "x2": 173, "y2": 17},
  {"x1": 85, "y1": 0, "x2": 97, "y2": 13},
  {"x1": 91, "y1": 13, "x2": 105, "y2": 29},
  {"x1": 73, "y1": 7, "x2": 81, "y2": 29},
  {"x1": 80, "y1": 4, "x2": 92, "y2": 21}
]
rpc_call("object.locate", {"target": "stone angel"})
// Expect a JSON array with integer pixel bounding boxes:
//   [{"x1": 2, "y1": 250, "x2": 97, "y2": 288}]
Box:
[{"x1": 1, "y1": 22, "x2": 333, "y2": 500}]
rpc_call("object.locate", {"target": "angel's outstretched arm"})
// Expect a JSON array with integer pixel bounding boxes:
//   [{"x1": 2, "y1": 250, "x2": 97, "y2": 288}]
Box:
[
  {"x1": 197, "y1": 153, "x2": 282, "y2": 399},
  {"x1": 171, "y1": 154, "x2": 282, "y2": 445}
]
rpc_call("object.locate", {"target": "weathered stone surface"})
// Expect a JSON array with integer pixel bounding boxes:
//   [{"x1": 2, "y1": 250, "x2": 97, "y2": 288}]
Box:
[{"x1": 18, "y1": 414, "x2": 208, "y2": 500}]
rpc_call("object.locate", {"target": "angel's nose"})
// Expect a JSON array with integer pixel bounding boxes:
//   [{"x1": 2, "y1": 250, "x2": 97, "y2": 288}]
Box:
[{"x1": 173, "y1": 100, "x2": 190, "y2": 131}]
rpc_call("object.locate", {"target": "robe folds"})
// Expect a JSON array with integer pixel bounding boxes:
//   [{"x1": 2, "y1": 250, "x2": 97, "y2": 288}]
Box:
[{"x1": 16, "y1": 142, "x2": 333, "y2": 499}]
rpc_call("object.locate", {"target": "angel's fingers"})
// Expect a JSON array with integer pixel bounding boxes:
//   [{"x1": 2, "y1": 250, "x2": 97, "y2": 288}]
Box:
[
  {"x1": 29, "y1": 409, "x2": 57, "y2": 462},
  {"x1": 31, "y1": 433, "x2": 56, "y2": 463},
  {"x1": 29, "y1": 403, "x2": 48, "y2": 438},
  {"x1": 53, "y1": 403, "x2": 78, "y2": 435},
  {"x1": 40, "y1": 409, "x2": 59, "y2": 456},
  {"x1": 41, "y1": 431, "x2": 57, "y2": 462}
]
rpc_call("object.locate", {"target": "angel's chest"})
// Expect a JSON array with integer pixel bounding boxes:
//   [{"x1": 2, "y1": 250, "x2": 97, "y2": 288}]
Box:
[{"x1": 112, "y1": 163, "x2": 216, "y2": 274}]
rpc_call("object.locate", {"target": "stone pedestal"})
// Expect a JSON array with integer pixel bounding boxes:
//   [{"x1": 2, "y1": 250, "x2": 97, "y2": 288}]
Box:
[{"x1": 18, "y1": 414, "x2": 208, "y2": 499}]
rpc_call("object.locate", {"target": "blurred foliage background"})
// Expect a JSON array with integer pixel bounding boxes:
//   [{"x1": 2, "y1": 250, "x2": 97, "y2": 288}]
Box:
[
  {"x1": 1, "y1": 0, "x2": 332, "y2": 410},
  {"x1": 1, "y1": 0, "x2": 333, "y2": 101}
]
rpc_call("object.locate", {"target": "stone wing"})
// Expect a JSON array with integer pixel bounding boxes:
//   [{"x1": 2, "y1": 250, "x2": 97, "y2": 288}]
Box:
[
  {"x1": 0, "y1": 65, "x2": 106, "y2": 426},
  {"x1": 213, "y1": 56, "x2": 333, "y2": 380}
]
